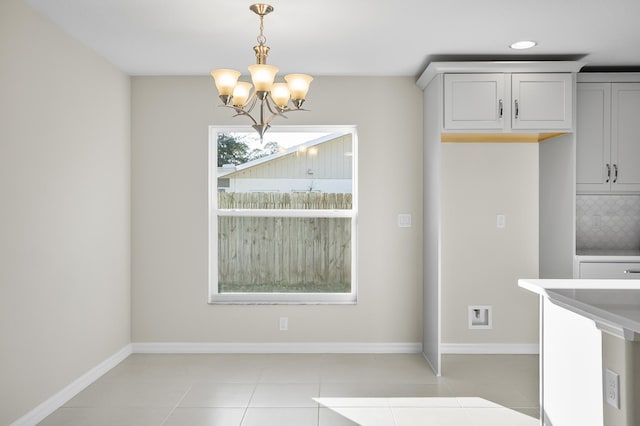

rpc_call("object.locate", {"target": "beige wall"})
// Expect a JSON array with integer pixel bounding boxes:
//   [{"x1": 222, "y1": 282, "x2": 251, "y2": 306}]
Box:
[
  {"x1": 131, "y1": 76, "x2": 424, "y2": 343},
  {"x1": 602, "y1": 333, "x2": 640, "y2": 425},
  {"x1": 0, "y1": 1, "x2": 131, "y2": 424},
  {"x1": 440, "y1": 143, "x2": 539, "y2": 344}
]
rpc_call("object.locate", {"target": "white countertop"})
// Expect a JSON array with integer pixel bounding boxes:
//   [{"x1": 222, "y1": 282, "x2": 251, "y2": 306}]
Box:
[{"x1": 519, "y1": 279, "x2": 640, "y2": 341}]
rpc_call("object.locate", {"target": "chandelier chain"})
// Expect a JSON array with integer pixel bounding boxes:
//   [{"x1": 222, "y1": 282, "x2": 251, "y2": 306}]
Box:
[{"x1": 257, "y1": 14, "x2": 266, "y2": 46}]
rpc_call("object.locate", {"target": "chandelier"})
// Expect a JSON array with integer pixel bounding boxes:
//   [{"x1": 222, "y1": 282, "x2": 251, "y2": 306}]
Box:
[{"x1": 210, "y1": 4, "x2": 313, "y2": 140}]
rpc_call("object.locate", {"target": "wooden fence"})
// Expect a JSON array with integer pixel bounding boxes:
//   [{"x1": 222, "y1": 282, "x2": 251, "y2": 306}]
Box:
[
  {"x1": 217, "y1": 192, "x2": 352, "y2": 293},
  {"x1": 218, "y1": 191, "x2": 352, "y2": 210}
]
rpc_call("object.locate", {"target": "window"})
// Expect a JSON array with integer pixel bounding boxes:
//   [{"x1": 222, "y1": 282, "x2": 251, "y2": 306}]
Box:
[{"x1": 209, "y1": 126, "x2": 357, "y2": 304}]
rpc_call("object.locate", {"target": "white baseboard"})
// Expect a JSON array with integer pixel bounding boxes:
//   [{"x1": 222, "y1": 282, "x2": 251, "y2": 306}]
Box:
[
  {"x1": 421, "y1": 352, "x2": 441, "y2": 377},
  {"x1": 440, "y1": 343, "x2": 539, "y2": 354},
  {"x1": 11, "y1": 344, "x2": 132, "y2": 426},
  {"x1": 132, "y1": 342, "x2": 422, "y2": 354}
]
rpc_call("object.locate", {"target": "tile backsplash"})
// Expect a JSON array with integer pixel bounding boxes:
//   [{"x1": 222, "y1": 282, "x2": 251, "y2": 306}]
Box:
[{"x1": 576, "y1": 195, "x2": 640, "y2": 250}]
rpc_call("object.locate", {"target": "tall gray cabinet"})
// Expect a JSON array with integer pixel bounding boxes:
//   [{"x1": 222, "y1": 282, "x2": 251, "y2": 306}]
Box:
[
  {"x1": 574, "y1": 73, "x2": 640, "y2": 279},
  {"x1": 417, "y1": 61, "x2": 583, "y2": 374}
]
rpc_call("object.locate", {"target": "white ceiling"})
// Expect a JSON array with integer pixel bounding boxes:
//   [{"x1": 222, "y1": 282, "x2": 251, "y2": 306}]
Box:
[{"x1": 24, "y1": 0, "x2": 640, "y2": 77}]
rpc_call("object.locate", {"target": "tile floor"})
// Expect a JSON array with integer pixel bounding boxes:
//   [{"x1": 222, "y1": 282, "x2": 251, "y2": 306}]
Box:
[{"x1": 39, "y1": 353, "x2": 540, "y2": 425}]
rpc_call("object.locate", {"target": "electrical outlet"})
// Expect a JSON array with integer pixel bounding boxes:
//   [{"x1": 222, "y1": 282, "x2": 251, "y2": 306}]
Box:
[
  {"x1": 605, "y1": 368, "x2": 620, "y2": 409},
  {"x1": 279, "y1": 317, "x2": 288, "y2": 331}
]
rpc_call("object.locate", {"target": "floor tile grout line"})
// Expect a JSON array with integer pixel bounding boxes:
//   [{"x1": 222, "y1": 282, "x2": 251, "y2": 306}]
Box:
[
  {"x1": 159, "y1": 382, "x2": 194, "y2": 426},
  {"x1": 389, "y1": 403, "x2": 401, "y2": 426},
  {"x1": 238, "y1": 380, "x2": 259, "y2": 426}
]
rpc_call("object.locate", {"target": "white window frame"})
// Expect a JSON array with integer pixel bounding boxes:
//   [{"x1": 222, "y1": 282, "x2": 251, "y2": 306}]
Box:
[{"x1": 208, "y1": 125, "x2": 358, "y2": 304}]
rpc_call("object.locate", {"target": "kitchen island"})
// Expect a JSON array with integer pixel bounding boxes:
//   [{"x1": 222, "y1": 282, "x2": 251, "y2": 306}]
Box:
[{"x1": 519, "y1": 279, "x2": 640, "y2": 426}]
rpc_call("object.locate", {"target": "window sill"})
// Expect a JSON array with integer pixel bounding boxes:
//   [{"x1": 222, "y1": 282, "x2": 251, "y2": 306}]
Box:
[{"x1": 208, "y1": 294, "x2": 357, "y2": 305}]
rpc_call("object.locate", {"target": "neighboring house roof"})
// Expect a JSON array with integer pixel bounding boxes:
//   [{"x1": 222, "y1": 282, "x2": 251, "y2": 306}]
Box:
[{"x1": 217, "y1": 132, "x2": 350, "y2": 179}]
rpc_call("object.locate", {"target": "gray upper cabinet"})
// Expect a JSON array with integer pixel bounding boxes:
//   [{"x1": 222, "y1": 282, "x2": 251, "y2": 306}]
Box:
[
  {"x1": 577, "y1": 82, "x2": 640, "y2": 193},
  {"x1": 444, "y1": 74, "x2": 505, "y2": 130},
  {"x1": 576, "y1": 83, "x2": 612, "y2": 193},
  {"x1": 612, "y1": 83, "x2": 640, "y2": 192},
  {"x1": 511, "y1": 74, "x2": 573, "y2": 130},
  {"x1": 444, "y1": 73, "x2": 573, "y2": 131}
]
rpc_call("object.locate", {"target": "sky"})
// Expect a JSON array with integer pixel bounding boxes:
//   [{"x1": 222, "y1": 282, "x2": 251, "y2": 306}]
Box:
[{"x1": 228, "y1": 131, "x2": 332, "y2": 151}]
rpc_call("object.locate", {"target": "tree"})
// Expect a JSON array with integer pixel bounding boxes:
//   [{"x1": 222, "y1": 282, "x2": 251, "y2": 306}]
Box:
[
  {"x1": 247, "y1": 141, "x2": 280, "y2": 161},
  {"x1": 217, "y1": 133, "x2": 249, "y2": 166},
  {"x1": 217, "y1": 133, "x2": 283, "y2": 166}
]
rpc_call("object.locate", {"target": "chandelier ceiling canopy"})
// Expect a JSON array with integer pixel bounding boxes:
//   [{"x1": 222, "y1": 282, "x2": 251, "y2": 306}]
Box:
[{"x1": 211, "y1": 4, "x2": 313, "y2": 140}]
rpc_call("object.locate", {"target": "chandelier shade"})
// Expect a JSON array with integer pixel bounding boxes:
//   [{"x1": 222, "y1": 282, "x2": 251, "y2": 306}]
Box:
[
  {"x1": 210, "y1": 4, "x2": 313, "y2": 140},
  {"x1": 211, "y1": 69, "x2": 240, "y2": 99},
  {"x1": 232, "y1": 82, "x2": 253, "y2": 107},
  {"x1": 247, "y1": 64, "x2": 279, "y2": 92},
  {"x1": 270, "y1": 83, "x2": 291, "y2": 108},
  {"x1": 285, "y1": 74, "x2": 314, "y2": 106}
]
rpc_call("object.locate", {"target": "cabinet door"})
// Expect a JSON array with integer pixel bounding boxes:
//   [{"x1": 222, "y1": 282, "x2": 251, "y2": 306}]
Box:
[
  {"x1": 579, "y1": 262, "x2": 640, "y2": 279},
  {"x1": 611, "y1": 83, "x2": 640, "y2": 192},
  {"x1": 511, "y1": 73, "x2": 573, "y2": 130},
  {"x1": 576, "y1": 83, "x2": 612, "y2": 193},
  {"x1": 443, "y1": 74, "x2": 505, "y2": 130}
]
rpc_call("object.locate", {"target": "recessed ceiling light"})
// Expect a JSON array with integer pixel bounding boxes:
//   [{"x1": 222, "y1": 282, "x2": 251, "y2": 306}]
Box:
[{"x1": 510, "y1": 40, "x2": 537, "y2": 50}]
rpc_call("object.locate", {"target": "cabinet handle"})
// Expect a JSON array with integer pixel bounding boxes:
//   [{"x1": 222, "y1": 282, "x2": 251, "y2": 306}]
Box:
[
  {"x1": 498, "y1": 99, "x2": 503, "y2": 118},
  {"x1": 514, "y1": 99, "x2": 519, "y2": 119},
  {"x1": 624, "y1": 270, "x2": 640, "y2": 274},
  {"x1": 613, "y1": 164, "x2": 618, "y2": 183},
  {"x1": 606, "y1": 164, "x2": 611, "y2": 183}
]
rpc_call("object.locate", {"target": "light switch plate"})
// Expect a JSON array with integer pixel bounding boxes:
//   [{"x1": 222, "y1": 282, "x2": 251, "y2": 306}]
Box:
[
  {"x1": 279, "y1": 317, "x2": 288, "y2": 331},
  {"x1": 496, "y1": 214, "x2": 506, "y2": 229},
  {"x1": 398, "y1": 213, "x2": 412, "y2": 228}
]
